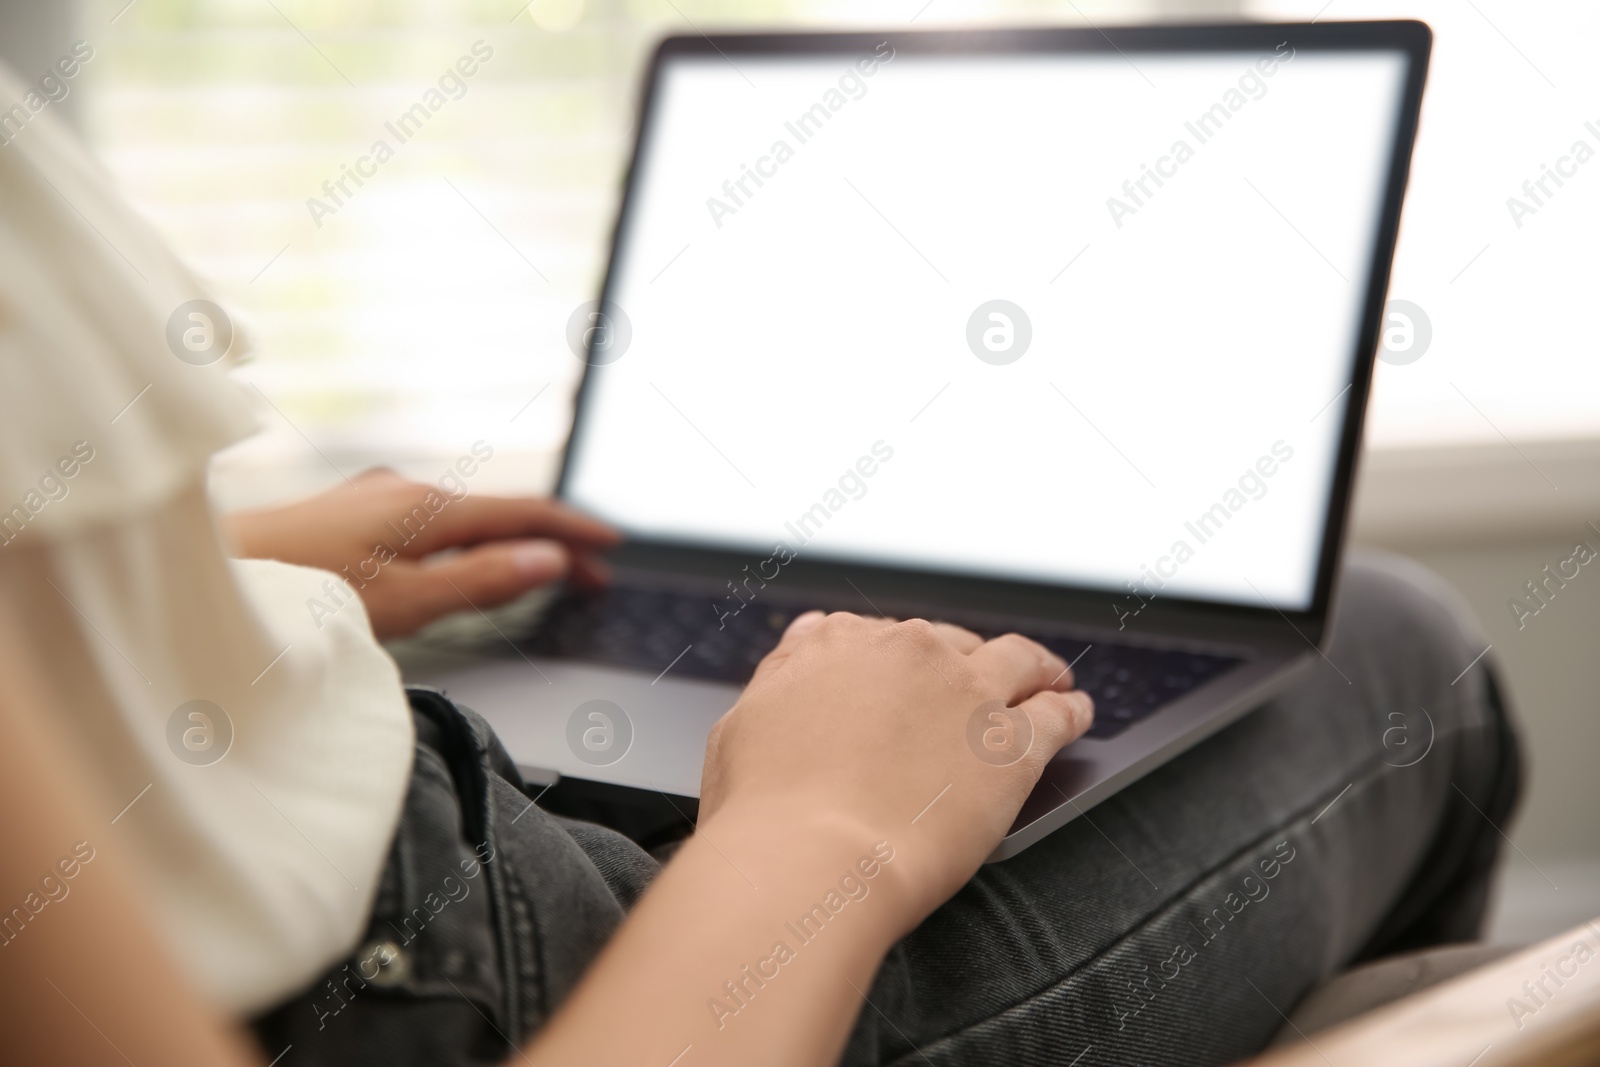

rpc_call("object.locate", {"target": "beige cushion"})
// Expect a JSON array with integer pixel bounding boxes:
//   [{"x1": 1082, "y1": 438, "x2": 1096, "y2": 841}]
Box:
[{"x1": 1272, "y1": 943, "x2": 1521, "y2": 1045}]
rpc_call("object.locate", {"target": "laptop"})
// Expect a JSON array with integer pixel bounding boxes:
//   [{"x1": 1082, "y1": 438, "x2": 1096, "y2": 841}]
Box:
[{"x1": 409, "y1": 20, "x2": 1431, "y2": 859}]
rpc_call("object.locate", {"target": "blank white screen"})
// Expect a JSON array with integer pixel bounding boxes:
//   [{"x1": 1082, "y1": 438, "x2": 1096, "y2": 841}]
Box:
[{"x1": 564, "y1": 45, "x2": 1409, "y2": 610}]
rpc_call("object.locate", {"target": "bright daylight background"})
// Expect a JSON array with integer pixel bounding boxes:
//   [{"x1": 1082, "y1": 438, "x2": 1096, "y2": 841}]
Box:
[
  {"x1": 43, "y1": 0, "x2": 1600, "y2": 508},
  {"x1": 5, "y1": 0, "x2": 1597, "y2": 945}
]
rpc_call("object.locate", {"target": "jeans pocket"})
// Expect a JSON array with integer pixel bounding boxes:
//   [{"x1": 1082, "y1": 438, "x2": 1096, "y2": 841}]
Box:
[{"x1": 250, "y1": 699, "x2": 515, "y2": 1066}]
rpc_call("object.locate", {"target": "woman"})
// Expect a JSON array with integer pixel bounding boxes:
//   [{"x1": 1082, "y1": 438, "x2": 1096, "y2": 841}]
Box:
[{"x1": 0, "y1": 60, "x2": 1517, "y2": 1066}]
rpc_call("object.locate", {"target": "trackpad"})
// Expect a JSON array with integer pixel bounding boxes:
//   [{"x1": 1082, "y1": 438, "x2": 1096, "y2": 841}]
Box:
[{"x1": 408, "y1": 658, "x2": 737, "y2": 798}]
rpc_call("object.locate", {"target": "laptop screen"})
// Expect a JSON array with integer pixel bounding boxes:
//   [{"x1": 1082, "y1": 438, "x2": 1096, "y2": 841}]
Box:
[{"x1": 562, "y1": 39, "x2": 1411, "y2": 611}]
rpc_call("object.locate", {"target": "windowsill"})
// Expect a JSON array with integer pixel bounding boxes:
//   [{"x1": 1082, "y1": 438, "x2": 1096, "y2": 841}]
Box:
[
  {"x1": 1350, "y1": 436, "x2": 1600, "y2": 551},
  {"x1": 211, "y1": 428, "x2": 1600, "y2": 553}
]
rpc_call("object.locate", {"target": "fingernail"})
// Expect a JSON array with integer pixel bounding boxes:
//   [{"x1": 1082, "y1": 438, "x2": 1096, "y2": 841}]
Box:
[
  {"x1": 511, "y1": 540, "x2": 567, "y2": 577},
  {"x1": 1072, "y1": 691, "x2": 1095, "y2": 729}
]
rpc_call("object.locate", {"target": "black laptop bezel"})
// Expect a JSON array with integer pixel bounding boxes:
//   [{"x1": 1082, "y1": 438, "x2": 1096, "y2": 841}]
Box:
[{"x1": 553, "y1": 20, "x2": 1433, "y2": 648}]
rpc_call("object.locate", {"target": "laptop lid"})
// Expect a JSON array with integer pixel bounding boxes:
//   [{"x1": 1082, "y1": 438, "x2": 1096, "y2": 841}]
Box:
[{"x1": 556, "y1": 21, "x2": 1431, "y2": 640}]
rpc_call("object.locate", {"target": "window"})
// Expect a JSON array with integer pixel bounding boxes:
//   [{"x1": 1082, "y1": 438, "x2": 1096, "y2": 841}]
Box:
[
  {"x1": 1247, "y1": 0, "x2": 1600, "y2": 449},
  {"x1": 74, "y1": 0, "x2": 1586, "y2": 510},
  {"x1": 76, "y1": 0, "x2": 1167, "y2": 508}
]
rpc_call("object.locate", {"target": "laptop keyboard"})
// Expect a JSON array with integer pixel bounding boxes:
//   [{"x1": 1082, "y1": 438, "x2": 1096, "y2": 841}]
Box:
[{"x1": 520, "y1": 585, "x2": 1241, "y2": 740}]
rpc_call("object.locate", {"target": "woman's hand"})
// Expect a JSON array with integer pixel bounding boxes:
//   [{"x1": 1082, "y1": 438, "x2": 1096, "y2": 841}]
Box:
[
  {"x1": 223, "y1": 468, "x2": 620, "y2": 638},
  {"x1": 699, "y1": 610, "x2": 1093, "y2": 935},
  {"x1": 529, "y1": 611, "x2": 1092, "y2": 1067}
]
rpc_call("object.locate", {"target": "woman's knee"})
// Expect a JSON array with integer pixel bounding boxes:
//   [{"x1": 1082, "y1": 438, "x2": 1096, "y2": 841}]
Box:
[
  {"x1": 1330, "y1": 550, "x2": 1488, "y2": 677},
  {"x1": 1330, "y1": 548, "x2": 1520, "y2": 797}
]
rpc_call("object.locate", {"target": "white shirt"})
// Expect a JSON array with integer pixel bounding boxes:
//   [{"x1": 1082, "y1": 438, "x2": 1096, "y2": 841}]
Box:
[{"x1": 0, "y1": 66, "x2": 414, "y2": 1013}]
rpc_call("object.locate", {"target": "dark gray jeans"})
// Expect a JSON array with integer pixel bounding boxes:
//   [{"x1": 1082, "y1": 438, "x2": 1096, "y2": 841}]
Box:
[{"x1": 251, "y1": 551, "x2": 1521, "y2": 1067}]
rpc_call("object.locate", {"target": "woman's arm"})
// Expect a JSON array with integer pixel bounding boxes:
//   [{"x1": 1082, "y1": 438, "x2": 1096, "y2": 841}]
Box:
[
  {"x1": 0, "y1": 554, "x2": 1086, "y2": 1066},
  {"x1": 223, "y1": 468, "x2": 620, "y2": 638},
  {"x1": 526, "y1": 610, "x2": 1092, "y2": 1066},
  {"x1": 0, "y1": 601, "x2": 262, "y2": 1067}
]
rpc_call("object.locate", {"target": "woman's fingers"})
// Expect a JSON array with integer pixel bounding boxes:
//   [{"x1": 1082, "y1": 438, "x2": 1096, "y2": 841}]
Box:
[
  {"x1": 366, "y1": 540, "x2": 570, "y2": 638},
  {"x1": 782, "y1": 609, "x2": 828, "y2": 645},
  {"x1": 751, "y1": 612, "x2": 1085, "y2": 716},
  {"x1": 967, "y1": 632, "x2": 1074, "y2": 702},
  {"x1": 566, "y1": 549, "x2": 614, "y2": 590},
  {"x1": 753, "y1": 611, "x2": 908, "y2": 681},
  {"x1": 407, "y1": 493, "x2": 622, "y2": 557},
  {"x1": 931, "y1": 621, "x2": 983, "y2": 653},
  {"x1": 748, "y1": 610, "x2": 829, "y2": 682},
  {"x1": 1014, "y1": 688, "x2": 1095, "y2": 755},
  {"x1": 755, "y1": 615, "x2": 1061, "y2": 691}
]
